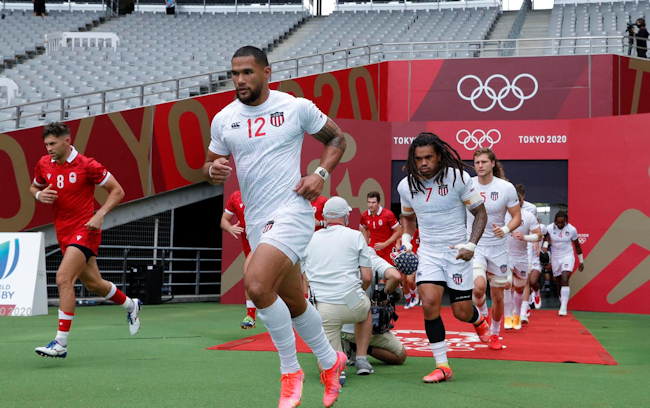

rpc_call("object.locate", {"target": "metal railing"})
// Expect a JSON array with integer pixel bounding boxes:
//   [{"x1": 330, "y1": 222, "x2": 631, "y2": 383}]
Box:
[
  {"x1": 0, "y1": 36, "x2": 643, "y2": 132},
  {"x1": 45, "y1": 245, "x2": 222, "y2": 300},
  {"x1": 502, "y1": 0, "x2": 531, "y2": 56}
]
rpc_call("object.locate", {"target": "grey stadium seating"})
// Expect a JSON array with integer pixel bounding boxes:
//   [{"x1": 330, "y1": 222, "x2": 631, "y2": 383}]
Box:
[{"x1": 547, "y1": 1, "x2": 649, "y2": 55}]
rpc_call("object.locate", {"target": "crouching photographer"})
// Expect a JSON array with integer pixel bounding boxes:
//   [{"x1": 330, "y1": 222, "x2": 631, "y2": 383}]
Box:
[
  {"x1": 341, "y1": 247, "x2": 407, "y2": 366},
  {"x1": 302, "y1": 197, "x2": 375, "y2": 376}
]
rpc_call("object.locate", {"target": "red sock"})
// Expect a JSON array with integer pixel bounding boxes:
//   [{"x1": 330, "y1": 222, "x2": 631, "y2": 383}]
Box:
[
  {"x1": 58, "y1": 309, "x2": 74, "y2": 332},
  {"x1": 247, "y1": 307, "x2": 256, "y2": 319},
  {"x1": 108, "y1": 287, "x2": 127, "y2": 305}
]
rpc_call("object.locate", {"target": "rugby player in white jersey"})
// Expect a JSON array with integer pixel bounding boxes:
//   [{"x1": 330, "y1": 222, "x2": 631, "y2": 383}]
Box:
[
  {"x1": 513, "y1": 184, "x2": 541, "y2": 324},
  {"x1": 504, "y1": 189, "x2": 542, "y2": 330},
  {"x1": 204, "y1": 46, "x2": 347, "y2": 408},
  {"x1": 541, "y1": 211, "x2": 585, "y2": 316},
  {"x1": 467, "y1": 148, "x2": 521, "y2": 351},
  {"x1": 398, "y1": 133, "x2": 490, "y2": 383}
]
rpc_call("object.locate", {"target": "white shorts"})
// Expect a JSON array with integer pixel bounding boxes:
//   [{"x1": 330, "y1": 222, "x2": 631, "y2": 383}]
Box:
[
  {"x1": 415, "y1": 250, "x2": 473, "y2": 291},
  {"x1": 552, "y1": 256, "x2": 575, "y2": 277},
  {"x1": 473, "y1": 242, "x2": 510, "y2": 277},
  {"x1": 530, "y1": 258, "x2": 542, "y2": 272},
  {"x1": 510, "y1": 258, "x2": 529, "y2": 280},
  {"x1": 247, "y1": 209, "x2": 314, "y2": 264}
]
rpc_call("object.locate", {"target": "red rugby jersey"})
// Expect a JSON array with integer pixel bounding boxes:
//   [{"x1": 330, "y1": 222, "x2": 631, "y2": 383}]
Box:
[
  {"x1": 359, "y1": 206, "x2": 400, "y2": 246},
  {"x1": 33, "y1": 147, "x2": 110, "y2": 235},
  {"x1": 311, "y1": 195, "x2": 328, "y2": 231},
  {"x1": 225, "y1": 190, "x2": 246, "y2": 231}
]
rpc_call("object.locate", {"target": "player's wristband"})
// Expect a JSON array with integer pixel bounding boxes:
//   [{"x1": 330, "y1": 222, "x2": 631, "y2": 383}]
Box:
[
  {"x1": 523, "y1": 234, "x2": 539, "y2": 242},
  {"x1": 35, "y1": 191, "x2": 41, "y2": 202},
  {"x1": 453, "y1": 242, "x2": 477, "y2": 252},
  {"x1": 500, "y1": 226, "x2": 510, "y2": 235},
  {"x1": 208, "y1": 164, "x2": 214, "y2": 177},
  {"x1": 314, "y1": 167, "x2": 329, "y2": 181},
  {"x1": 578, "y1": 254, "x2": 584, "y2": 263},
  {"x1": 542, "y1": 241, "x2": 549, "y2": 249},
  {"x1": 401, "y1": 233, "x2": 413, "y2": 251}
]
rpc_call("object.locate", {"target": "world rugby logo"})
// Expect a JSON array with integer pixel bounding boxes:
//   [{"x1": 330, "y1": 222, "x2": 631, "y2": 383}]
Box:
[{"x1": 0, "y1": 239, "x2": 20, "y2": 280}]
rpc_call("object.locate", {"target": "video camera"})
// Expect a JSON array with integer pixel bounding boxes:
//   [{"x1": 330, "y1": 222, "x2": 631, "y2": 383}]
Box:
[{"x1": 370, "y1": 275, "x2": 400, "y2": 334}]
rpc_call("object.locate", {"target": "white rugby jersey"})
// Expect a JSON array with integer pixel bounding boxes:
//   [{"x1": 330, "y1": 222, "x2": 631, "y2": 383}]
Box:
[
  {"x1": 522, "y1": 201, "x2": 538, "y2": 218},
  {"x1": 398, "y1": 168, "x2": 476, "y2": 252},
  {"x1": 209, "y1": 90, "x2": 328, "y2": 226},
  {"x1": 506, "y1": 208, "x2": 540, "y2": 262},
  {"x1": 522, "y1": 201, "x2": 538, "y2": 261},
  {"x1": 466, "y1": 176, "x2": 519, "y2": 246},
  {"x1": 547, "y1": 222, "x2": 578, "y2": 259}
]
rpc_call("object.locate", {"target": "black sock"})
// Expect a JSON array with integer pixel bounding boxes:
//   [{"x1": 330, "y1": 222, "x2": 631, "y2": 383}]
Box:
[
  {"x1": 424, "y1": 316, "x2": 445, "y2": 343},
  {"x1": 469, "y1": 305, "x2": 481, "y2": 325}
]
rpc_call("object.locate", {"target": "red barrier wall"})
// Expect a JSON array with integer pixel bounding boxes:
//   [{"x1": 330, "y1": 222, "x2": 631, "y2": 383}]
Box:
[{"x1": 1, "y1": 56, "x2": 648, "y2": 313}]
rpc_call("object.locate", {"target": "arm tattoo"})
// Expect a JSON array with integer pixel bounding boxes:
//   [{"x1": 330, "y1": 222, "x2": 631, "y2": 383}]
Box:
[
  {"x1": 468, "y1": 203, "x2": 487, "y2": 245},
  {"x1": 311, "y1": 119, "x2": 346, "y2": 151}
]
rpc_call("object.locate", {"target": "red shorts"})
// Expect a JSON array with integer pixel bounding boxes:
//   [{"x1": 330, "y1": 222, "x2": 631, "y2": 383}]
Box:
[
  {"x1": 241, "y1": 235, "x2": 251, "y2": 257},
  {"x1": 58, "y1": 229, "x2": 101, "y2": 256},
  {"x1": 376, "y1": 247, "x2": 395, "y2": 266}
]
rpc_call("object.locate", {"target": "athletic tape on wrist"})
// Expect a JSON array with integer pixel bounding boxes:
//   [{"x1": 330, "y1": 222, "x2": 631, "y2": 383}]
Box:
[
  {"x1": 501, "y1": 226, "x2": 510, "y2": 235},
  {"x1": 542, "y1": 241, "x2": 549, "y2": 249},
  {"x1": 578, "y1": 254, "x2": 584, "y2": 263},
  {"x1": 314, "y1": 166, "x2": 329, "y2": 181},
  {"x1": 35, "y1": 191, "x2": 41, "y2": 202},
  {"x1": 523, "y1": 233, "x2": 539, "y2": 242}
]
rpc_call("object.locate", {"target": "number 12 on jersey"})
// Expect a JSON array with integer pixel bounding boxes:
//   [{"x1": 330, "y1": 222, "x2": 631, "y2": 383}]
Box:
[{"x1": 248, "y1": 118, "x2": 266, "y2": 138}]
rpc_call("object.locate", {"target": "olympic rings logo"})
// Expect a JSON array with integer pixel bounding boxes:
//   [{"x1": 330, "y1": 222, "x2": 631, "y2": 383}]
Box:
[
  {"x1": 457, "y1": 74, "x2": 539, "y2": 112},
  {"x1": 456, "y1": 129, "x2": 501, "y2": 150}
]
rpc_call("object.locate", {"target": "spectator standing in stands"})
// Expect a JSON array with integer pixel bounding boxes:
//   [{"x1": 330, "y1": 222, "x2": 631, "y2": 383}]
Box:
[
  {"x1": 165, "y1": 0, "x2": 176, "y2": 15},
  {"x1": 32, "y1": 0, "x2": 46, "y2": 19},
  {"x1": 635, "y1": 18, "x2": 649, "y2": 58}
]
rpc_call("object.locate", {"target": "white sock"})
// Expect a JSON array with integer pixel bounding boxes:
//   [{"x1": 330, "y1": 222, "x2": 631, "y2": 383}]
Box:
[
  {"x1": 504, "y1": 289, "x2": 513, "y2": 319},
  {"x1": 55, "y1": 331, "x2": 69, "y2": 346},
  {"x1": 292, "y1": 301, "x2": 337, "y2": 370},
  {"x1": 561, "y1": 287, "x2": 570, "y2": 309},
  {"x1": 513, "y1": 291, "x2": 524, "y2": 317},
  {"x1": 55, "y1": 309, "x2": 73, "y2": 346},
  {"x1": 257, "y1": 297, "x2": 301, "y2": 374},
  {"x1": 490, "y1": 317, "x2": 502, "y2": 336},
  {"x1": 430, "y1": 340, "x2": 448, "y2": 366},
  {"x1": 246, "y1": 300, "x2": 256, "y2": 309},
  {"x1": 521, "y1": 297, "x2": 530, "y2": 317}
]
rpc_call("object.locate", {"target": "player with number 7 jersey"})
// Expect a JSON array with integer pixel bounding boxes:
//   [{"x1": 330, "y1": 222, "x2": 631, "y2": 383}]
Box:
[{"x1": 31, "y1": 122, "x2": 142, "y2": 360}]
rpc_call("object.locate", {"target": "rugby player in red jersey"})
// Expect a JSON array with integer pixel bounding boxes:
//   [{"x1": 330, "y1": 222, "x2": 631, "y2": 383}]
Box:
[
  {"x1": 31, "y1": 123, "x2": 140, "y2": 359},
  {"x1": 359, "y1": 192, "x2": 401, "y2": 264}
]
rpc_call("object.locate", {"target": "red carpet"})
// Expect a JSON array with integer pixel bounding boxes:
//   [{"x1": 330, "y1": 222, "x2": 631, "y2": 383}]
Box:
[{"x1": 208, "y1": 306, "x2": 616, "y2": 365}]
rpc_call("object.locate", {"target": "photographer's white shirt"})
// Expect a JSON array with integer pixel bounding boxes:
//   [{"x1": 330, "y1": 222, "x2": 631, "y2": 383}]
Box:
[{"x1": 302, "y1": 224, "x2": 371, "y2": 304}]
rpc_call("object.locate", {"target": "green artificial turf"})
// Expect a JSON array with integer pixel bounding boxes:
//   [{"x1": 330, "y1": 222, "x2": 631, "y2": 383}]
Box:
[{"x1": 1, "y1": 303, "x2": 648, "y2": 408}]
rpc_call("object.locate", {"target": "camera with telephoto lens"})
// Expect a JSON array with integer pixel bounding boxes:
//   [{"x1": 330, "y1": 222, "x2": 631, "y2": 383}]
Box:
[{"x1": 371, "y1": 281, "x2": 400, "y2": 334}]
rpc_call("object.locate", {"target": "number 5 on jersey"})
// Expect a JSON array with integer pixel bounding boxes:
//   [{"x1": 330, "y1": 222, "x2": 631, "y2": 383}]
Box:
[{"x1": 248, "y1": 118, "x2": 266, "y2": 138}]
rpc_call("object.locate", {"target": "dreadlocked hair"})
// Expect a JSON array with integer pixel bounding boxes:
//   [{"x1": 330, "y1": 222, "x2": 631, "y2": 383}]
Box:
[
  {"x1": 555, "y1": 210, "x2": 568, "y2": 222},
  {"x1": 474, "y1": 147, "x2": 507, "y2": 180},
  {"x1": 406, "y1": 132, "x2": 473, "y2": 197}
]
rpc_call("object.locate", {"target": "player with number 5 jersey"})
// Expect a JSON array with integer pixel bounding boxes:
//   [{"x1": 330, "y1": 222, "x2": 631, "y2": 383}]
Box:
[
  {"x1": 466, "y1": 148, "x2": 521, "y2": 351},
  {"x1": 204, "y1": 46, "x2": 348, "y2": 408},
  {"x1": 30, "y1": 122, "x2": 142, "y2": 360}
]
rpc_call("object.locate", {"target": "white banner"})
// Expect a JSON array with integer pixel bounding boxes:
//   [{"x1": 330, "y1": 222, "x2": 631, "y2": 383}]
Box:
[{"x1": 0, "y1": 233, "x2": 48, "y2": 317}]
